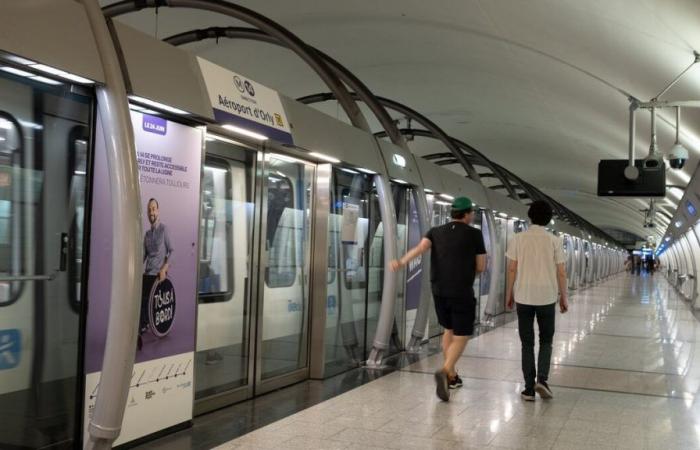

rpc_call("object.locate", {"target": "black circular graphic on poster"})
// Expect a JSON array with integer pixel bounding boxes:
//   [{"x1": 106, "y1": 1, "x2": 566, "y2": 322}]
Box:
[{"x1": 148, "y1": 278, "x2": 176, "y2": 337}]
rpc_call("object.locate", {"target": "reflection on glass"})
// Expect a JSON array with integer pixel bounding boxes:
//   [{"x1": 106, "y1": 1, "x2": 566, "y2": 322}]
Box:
[
  {"x1": 260, "y1": 156, "x2": 314, "y2": 379},
  {"x1": 195, "y1": 149, "x2": 255, "y2": 399},
  {"x1": 324, "y1": 169, "x2": 372, "y2": 376},
  {"x1": 0, "y1": 73, "x2": 90, "y2": 448}
]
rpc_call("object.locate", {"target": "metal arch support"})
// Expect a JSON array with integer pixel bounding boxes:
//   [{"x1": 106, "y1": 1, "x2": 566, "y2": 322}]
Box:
[
  {"x1": 297, "y1": 93, "x2": 483, "y2": 184},
  {"x1": 376, "y1": 128, "x2": 520, "y2": 201},
  {"x1": 81, "y1": 0, "x2": 143, "y2": 448},
  {"x1": 104, "y1": 0, "x2": 370, "y2": 132},
  {"x1": 165, "y1": 27, "x2": 410, "y2": 147}
]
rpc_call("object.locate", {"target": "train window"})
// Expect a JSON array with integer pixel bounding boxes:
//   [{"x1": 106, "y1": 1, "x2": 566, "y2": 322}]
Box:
[
  {"x1": 0, "y1": 112, "x2": 23, "y2": 307},
  {"x1": 265, "y1": 173, "x2": 297, "y2": 287},
  {"x1": 198, "y1": 158, "x2": 234, "y2": 302}
]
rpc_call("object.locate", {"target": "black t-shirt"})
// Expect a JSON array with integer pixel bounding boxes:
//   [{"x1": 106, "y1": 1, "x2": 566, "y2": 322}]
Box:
[{"x1": 425, "y1": 221, "x2": 486, "y2": 298}]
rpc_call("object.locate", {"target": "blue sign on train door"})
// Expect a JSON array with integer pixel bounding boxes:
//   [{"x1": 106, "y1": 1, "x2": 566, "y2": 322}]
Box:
[{"x1": 0, "y1": 329, "x2": 21, "y2": 370}]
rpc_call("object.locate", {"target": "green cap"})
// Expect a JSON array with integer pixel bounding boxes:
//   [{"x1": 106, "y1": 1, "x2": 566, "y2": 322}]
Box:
[{"x1": 451, "y1": 196, "x2": 473, "y2": 212}]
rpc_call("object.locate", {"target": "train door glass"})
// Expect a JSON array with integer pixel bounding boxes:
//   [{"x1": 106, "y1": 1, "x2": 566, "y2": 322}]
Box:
[
  {"x1": 479, "y1": 210, "x2": 492, "y2": 322},
  {"x1": 503, "y1": 219, "x2": 523, "y2": 309},
  {"x1": 259, "y1": 155, "x2": 314, "y2": 381},
  {"x1": 426, "y1": 195, "x2": 449, "y2": 338},
  {"x1": 0, "y1": 73, "x2": 91, "y2": 448},
  {"x1": 324, "y1": 168, "x2": 371, "y2": 376},
  {"x1": 366, "y1": 184, "x2": 406, "y2": 359},
  {"x1": 195, "y1": 146, "x2": 255, "y2": 401},
  {"x1": 491, "y1": 215, "x2": 508, "y2": 316},
  {"x1": 471, "y1": 212, "x2": 483, "y2": 325},
  {"x1": 392, "y1": 184, "x2": 408, "y2": 353}
]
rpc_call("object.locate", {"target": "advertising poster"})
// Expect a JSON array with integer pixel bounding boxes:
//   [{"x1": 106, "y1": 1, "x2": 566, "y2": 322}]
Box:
[
  {"x1": 83, "y1": 111, "x2": 202, "y2": 446},
  {"x1": 405, "y1": 195, "x2": 423, "y2": 310}
]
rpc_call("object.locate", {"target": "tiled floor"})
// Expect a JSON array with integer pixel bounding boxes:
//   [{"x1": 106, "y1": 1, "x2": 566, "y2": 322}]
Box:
[{"x1": 212, "y1": 275, "x2": 700, "y2": 449}]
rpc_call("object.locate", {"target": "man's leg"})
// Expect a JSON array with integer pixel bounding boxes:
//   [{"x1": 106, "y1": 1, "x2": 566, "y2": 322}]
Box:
[
  {"x1": 442, "y1": 329, "x2": 453, "y2": 360},
  {"x1": 442, "y1": 297, "x2": 475, "y2": 378},
  {"x1": 535, "y1": 303, "x2": 556, "y2": 387},
  {"x1": 443, "y1": 335, "x2": 469, "y2": 378},
  {"x1": 516, "y1": 303, "x2": 537, "y2": 394}
]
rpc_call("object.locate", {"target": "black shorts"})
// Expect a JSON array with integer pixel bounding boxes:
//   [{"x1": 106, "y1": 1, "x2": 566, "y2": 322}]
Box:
[{"x1": 434, "y1": 296, "x2": 476, "y2": 336}]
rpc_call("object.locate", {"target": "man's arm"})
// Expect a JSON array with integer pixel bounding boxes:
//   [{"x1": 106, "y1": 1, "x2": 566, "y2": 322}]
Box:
[
  {"x1": 476, "y1": 254, "x2": 486, "y2": 274},
  {"x1": 505, "y1": 258, "x2": 517, "y2": 310},
  {"x1": 556, "y1": 262, "x2": 568, "y2": 313},
  {"x1": 390, "y1": 238, "x2": 431, "y2": 272}
]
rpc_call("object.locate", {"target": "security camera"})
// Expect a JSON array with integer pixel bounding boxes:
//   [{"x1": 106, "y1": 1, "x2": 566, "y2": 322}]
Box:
[{"x1": 667, "y1": 143, "x2": 689, "y2": 170}]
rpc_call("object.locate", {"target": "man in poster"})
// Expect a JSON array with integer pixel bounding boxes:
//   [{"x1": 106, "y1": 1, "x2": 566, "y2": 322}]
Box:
[{"x1": 139, "y1": 198, "x2": 173, "y2": 349}]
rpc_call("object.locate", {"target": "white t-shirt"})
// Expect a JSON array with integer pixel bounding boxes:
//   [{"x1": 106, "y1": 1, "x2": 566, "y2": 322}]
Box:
[{"x1": 506, "y1": 225, "x2": 566, "y2": 305}]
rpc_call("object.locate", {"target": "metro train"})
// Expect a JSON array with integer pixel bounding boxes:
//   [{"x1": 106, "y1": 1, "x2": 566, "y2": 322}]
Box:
[{"x1": 0, "y1": 6, "x2": 627, "y2": 448}]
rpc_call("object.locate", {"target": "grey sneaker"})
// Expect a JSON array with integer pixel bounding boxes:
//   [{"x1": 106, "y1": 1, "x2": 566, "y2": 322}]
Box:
[
  {"x1": 535, "y1": 381, "x2": 553, "y2": 399},
  {"x1": 434, "y1": 370, "x2": 450, "y2": 401}
]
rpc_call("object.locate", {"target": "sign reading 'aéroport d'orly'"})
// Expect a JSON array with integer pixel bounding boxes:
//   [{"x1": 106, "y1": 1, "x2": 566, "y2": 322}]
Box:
[{"x1": 197, "y1": 57, "x2": 293, "y2": 144}]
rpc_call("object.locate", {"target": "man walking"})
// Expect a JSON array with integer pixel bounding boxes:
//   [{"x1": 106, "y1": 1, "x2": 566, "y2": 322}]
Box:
[
  {"x1": 391, "y1": 197, "x2": 486, "y2": 401},
  {"x1": 506, "y1": 200, "x2": 568, "y2": 401}
]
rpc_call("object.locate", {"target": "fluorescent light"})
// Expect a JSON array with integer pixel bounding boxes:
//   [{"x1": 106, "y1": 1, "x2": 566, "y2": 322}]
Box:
[
  {"x1": 498, "y1": 212, "x2": 508, "y2": 218},
  {"x1": 129, "y1": 104, "x2": 159, "y2": 115},
  {"x1": 357, "y1": 167, "x2": 376, "y2": 175},
  {"x1": 268, "y1": 153, "x2": 307, "y2": 164},
  {"x1": 512, "y1": 217, "x2": 520, "y2": 221},
  {"x1": 204, "y1": 166, "x2": 228, "y2": 174},
  {"x1": 340, "y1": 168, "x2": 359, "y2": 174},
  {"x1": 30, "y1": 63, "x2": 93, "y2": 84},
  {"x1": 221, "y1": 124, "x2": 267, "y2": 141},
  {"x1": 439, "y1": 194, "x2": 454, "y2": 201},
  {"x1": 675, "y1": 221, "x2": 683, "y2": 228},
  {"x1": 129, "y1": 96, "x2": 188, "y2": 115},
  {"x1": 19, "y1": 120, "x2": 42, "y2": 130},
  {"x1": 74, "y1": 170, "x2": 86, "y2": 175},
  {"x1": 1, "y1": 66, "x2": 34, "y2": 77},
  {"x1": 309, "y1": 152, "x2": 340, "y2": 164},
  {"x1": 424, "y1": 188, "x2": 434, "y2": 194},
  {"x1": 392, "y1": 178, "x2": 408, "y2": 185},
  {"x1": 4, "y1": 54, "x2": 35, "y2": 65},
  {"x1": 1, "y1": 66, "x2": 62, "y2": 85},
  {"x1": 435, "y1": 200, "x2": 451, "y2": 206},
  {"x1": 205, "y1": 133, "x2": 244, "y2": 146},
  {"x1": 0, "y1": 119, "x2": 12, "y2": 130},
  {"x1": 31, "y1": 75, "x2": 62, "y2": 85}
]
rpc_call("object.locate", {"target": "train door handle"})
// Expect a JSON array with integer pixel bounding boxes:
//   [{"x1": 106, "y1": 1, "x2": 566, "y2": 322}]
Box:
[{"x1": 0, "y1": 273, "x2": 57, "y2": 282}]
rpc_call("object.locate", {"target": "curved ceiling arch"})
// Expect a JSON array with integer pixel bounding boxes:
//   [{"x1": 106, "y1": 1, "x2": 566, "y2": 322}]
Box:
[{"x1": 104, "y1": 0, "x2": 700, "y2": 238}]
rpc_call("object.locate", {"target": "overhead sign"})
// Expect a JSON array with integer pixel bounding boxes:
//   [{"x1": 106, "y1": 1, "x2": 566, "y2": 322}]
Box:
[{"x1": 197, "y1": 57, "x2": 293, "y2": 144}]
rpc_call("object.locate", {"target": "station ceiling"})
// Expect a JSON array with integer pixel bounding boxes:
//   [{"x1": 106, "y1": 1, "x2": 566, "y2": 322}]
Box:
[{"x1": 104, "y1": 0, "x2": 700, "y2": 240}]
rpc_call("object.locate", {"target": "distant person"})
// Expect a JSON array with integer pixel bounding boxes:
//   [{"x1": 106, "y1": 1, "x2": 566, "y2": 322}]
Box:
[
  {"x1": 140, "y1": 198, "x2": 173, "y2": 349},
  {"x1": 506, "y1": 201, "x2": 568, "y2": 401},
  {"x1": 391, "y1": 197, "x2": 486, "y2": 401}
]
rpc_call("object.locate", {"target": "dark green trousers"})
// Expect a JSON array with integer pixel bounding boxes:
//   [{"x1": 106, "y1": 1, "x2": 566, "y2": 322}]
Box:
[{"x1": 516, "y1": 302, "x2": 556, "y2": 391}]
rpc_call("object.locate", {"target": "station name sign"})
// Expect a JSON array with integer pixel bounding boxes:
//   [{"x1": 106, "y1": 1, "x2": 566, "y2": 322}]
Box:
[{"x1": 197, "y1": 57, "x2": 293, "y2": 144}]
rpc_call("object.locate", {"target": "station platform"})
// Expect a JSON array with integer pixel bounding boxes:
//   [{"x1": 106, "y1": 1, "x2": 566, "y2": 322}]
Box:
[{"x1": 150, "y1": 274, "x2": 700, "y2": 450}]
